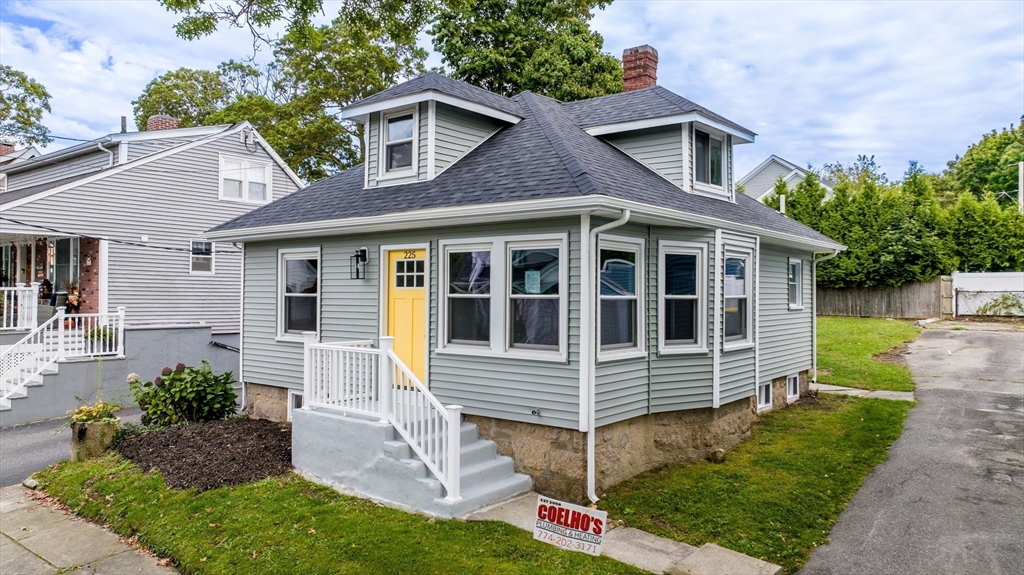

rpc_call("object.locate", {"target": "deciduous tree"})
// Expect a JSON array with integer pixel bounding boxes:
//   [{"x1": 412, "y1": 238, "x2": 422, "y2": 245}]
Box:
[{"x1": 0, "y1": 65, "x2": 52, "y2": 146}]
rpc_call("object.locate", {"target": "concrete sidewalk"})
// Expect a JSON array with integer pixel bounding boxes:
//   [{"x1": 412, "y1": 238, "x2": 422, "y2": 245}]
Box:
[
  {"x1": 0, "y1": 484, "x2": 177, "y2": 575},
  {"x1": 811, "y1": 382, "x2": 915, "y2": 401},
  {"x1": 466, "y1": 492, "x2": 781, "y2": 575}
]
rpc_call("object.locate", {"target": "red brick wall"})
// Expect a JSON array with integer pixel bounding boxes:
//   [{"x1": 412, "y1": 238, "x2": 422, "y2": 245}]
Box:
[{"x1": 78, "y1": 238, "x2": 101, "y2": 314}]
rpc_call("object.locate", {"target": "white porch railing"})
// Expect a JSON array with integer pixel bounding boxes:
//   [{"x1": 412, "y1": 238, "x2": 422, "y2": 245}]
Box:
[
  {"x1": 303, "y1": 334, "x2": 463, "y2": 501},
  {"x1": 1, "y1": 283, "x2": 39, "y2": 331},
  {"x1": 1, "y1": 307, "x2": 127, "y2": 409}
]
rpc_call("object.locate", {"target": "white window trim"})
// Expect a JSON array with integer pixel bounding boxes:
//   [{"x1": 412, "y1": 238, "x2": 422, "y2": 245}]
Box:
[
  {"x1": 658, "y1": 240, "x2": 708, "y2": 354},
  {"x1": 287, "y1": 389, "x2": 304, "y2": 422},
  {"x1": 377, "y1": 106, "x2": 419, "y2": 181},
  {"x1": 597, "y1": 234, "x2": 646, "y2": 363},
  {"x1": 693, "y1": 124, "x2": 728, "y2": 196},
  {"x1": 723, "y1": 248, "x2": 754, "y2": 351},
  {"x1": 219, "y1": 153, "x2": 272, "y2": 204},
  {"x1": 0, "y1": 173, "x2": 7, "y2": 193},
  {"x1": 189, "y1": 239, "x2": 215, "y2": 275},
  {"x1": 437, "y1": 233, "x2": 568, "y2": 363},
  {"x1": 757, "y1": 379, "x2": 772, "y2": 412},
  {"x1": 786, "y1": 374, "x2": 800, "y2": 402},
  {"x1": 788, "y1": 257, "x2": 804, "y2": 310},
  {"x1": 276, "y1": 247, "x2": 321, "y2": 342}
]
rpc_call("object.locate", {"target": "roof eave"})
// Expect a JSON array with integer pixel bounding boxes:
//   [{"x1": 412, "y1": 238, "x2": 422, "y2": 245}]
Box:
[
  {"x1": 342, "y1": 90, "x2": 522, "y2": 125},
  {"x1": 584, "y1": 112, "x2": 755, "y2": 143}
]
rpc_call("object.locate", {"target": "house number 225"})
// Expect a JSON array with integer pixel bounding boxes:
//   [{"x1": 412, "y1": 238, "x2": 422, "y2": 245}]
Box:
[{"x1": 403, "y1": 251, "x2": 417, "y2": 259}]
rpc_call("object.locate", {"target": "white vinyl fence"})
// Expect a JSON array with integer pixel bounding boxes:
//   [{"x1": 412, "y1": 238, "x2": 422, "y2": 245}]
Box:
[{"x1": 953, "y1": 271, "x2": 1024, "y2": 316}]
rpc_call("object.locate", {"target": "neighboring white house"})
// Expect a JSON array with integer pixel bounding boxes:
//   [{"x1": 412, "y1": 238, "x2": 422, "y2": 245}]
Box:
[
  {"x1": 0, "y1": 117, "x2": 303, "y2": 334},
  {"x1": 738, "y1": 155, "x2": 833, "y2": 202}
]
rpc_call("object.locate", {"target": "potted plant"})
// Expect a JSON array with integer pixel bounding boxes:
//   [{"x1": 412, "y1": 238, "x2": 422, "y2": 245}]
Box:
[
  {"x1": 67, "y1": 399, "x2": 121, "y2": 461},
  {"x1": 84, "y1": 325, "x2": 115, "y2": 354}
]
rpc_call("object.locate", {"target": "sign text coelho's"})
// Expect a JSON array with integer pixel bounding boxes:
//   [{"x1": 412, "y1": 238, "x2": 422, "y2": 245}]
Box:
[{"x1": 533, "y1": 495, "x2": 608, "y2": 556}]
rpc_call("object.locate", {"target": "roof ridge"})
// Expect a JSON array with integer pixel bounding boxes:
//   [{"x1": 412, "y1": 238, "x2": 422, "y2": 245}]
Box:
[{"x1": 516, "y1": 93, "x2": 601, "y2": 198}]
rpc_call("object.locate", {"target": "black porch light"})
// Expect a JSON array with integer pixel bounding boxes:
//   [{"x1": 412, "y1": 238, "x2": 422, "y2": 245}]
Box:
[{"x1": 350, "y1": 247, "x2": 368, "y2": 279}]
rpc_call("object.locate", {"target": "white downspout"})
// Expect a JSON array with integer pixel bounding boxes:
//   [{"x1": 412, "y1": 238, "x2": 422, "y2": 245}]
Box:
[
  {"x1": 712, "y1": 230, "x2": 722, "y2": 408},
  {"x1": 586, "y1": 209, "x2": 631, "y2": 504},
  {"x1": 811, "y1": 249, "x2": 840, "y2": 382},
  {"x1": 97, "y1": 141, "x2": 114, "y2": 167}
]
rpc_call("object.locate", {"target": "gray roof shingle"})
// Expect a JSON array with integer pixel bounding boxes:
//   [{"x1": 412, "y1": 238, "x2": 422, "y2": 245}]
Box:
[
  {"x1": 212, "y1": 88, "x2": 834, "y2": 247},
  {"x1": 344, "y1": 72, "x2": 524, "y2": 119}
]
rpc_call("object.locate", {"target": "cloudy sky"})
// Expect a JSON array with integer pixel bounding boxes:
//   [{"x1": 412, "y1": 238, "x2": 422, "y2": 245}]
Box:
[{"x1": 1, "y1": 0, "x2": 1021, "y2": 180}]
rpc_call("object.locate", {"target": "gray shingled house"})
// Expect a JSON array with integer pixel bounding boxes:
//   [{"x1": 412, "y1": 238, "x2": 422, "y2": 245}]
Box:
[{"x1": 207, "y1": 45, "x2": 844, "y2": 517}]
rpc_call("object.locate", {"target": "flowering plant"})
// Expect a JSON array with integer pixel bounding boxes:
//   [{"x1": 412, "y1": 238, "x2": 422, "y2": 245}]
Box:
[{"x1": 67, "y1": 399, "x2": 120, "y2": 424}]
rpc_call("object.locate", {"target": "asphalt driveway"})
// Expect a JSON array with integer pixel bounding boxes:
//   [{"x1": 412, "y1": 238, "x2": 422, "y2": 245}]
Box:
[{"x1": 801, "y1": 325, "x2": 1024, "y2": 575}]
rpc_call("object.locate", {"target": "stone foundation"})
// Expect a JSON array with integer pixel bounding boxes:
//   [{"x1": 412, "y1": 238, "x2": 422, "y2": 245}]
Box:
[
  {"x1": 771, "y1": 369, "x2": 811, "y2": 410},
  {"x1": 246, "y1": 382, "x2": 289, "y2": 422},
  {"x1": 467, "y1": 396, "x2": 758, "y2": 504}
]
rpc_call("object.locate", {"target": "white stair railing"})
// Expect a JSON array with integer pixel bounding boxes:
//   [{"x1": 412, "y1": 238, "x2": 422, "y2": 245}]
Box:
[
  {"x1": 303, "y1": 334, "x2": 462, "y2": 501},
  {"x1": 1, "y1": 283, "x2": 39, "y2": 331},
  {"x1": 1, "y1": 312, "x2": 60, "y2": 408}
]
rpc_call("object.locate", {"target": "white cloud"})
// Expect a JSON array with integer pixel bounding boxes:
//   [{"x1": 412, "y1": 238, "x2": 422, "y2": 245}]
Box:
[{"x1": 2, "y1": 0, "x2": 1021, "y2": 181}]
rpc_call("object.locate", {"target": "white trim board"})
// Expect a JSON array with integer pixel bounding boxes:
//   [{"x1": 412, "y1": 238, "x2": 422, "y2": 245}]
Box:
[
  {"x1": 584, "y1": 113, "x2": 755, "y2": 144},
  {"x1": 344, "y1": 90, "x2": 522, "y2": 126}
]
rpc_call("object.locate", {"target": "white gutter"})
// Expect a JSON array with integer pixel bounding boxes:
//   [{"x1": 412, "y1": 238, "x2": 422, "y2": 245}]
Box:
[
  {"x1": 585, "y1": 209, "x2": 631, "y2": 504},
  {"x1": 811, "y1": 249, "x2": 840, "y2": 382}
]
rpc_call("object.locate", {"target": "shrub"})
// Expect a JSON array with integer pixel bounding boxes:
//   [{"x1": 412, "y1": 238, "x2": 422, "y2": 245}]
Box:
[{"x1": 129, "y1": 361, "x2": 237, "y2": 427}]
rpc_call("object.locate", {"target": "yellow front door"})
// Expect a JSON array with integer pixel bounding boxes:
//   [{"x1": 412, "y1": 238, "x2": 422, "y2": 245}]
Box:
[{"x1": 387, "y1": 249, "x2": 427, "y2": 383}]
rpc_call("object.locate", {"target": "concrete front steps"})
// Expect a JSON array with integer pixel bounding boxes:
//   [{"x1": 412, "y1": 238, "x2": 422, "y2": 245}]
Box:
[{"x1": 292, "y1": 408, "x2": 532, "y2": 518}]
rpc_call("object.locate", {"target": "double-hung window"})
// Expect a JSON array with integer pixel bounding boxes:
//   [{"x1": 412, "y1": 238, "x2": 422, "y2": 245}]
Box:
[
  {"x1": 724, "y1": 254, "x2": 750, "y2": 343},
  {"x1": 279, "y1": 249, "x2": 320, "y2": 337},
  {"x1": 190, "y1": 240, "x2": 213, "y2": 274},
  {"x1": 599, "y1": 236, "x2": 644, "y2": 359},
  {"x1": 446, "y1": 248, "x2": 491, "y2": 346},
  {"x1": 659, "y1": 242, "x2": 706, "y2": 352},
  {"x1": 788, "y1": 258, "x2": 803, "y2": 309},
  {"x1": 383, "y1": 110, "x2": 415, "y2": 174},
  {"x1": 509, "y1": 244, "x2": 560, "y2": 350},
  {"x1": 221, "y1": 155, "x2": 270, "y2": 203},
  {"x1": 694, "y1": 129, "x2": 724, "y2": 189}
]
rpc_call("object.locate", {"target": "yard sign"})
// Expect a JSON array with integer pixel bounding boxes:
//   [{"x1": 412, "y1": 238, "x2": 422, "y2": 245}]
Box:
[{"x1": 533, "y1": 495, "x2": 608, "y2": 556}]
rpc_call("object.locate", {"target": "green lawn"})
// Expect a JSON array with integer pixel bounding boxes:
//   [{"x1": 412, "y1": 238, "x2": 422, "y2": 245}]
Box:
[
  {"x1": 36, "y1": 457, "x2": 642, "y2": 575},
  {"x1": 599, "y1": 395, "x2": 911, "y2": 574},
  {"x1": 817, "y1": 316, "x2": 921, "y2": 391}
]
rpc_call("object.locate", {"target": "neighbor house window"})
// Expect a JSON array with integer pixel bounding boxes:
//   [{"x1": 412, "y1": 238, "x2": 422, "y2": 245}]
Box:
[
  {"x1": 509, "y1": 244, "x2": 560, "y2": 350},
  {"x1": 221, "y1": 155, "x2": 271, "y2": 202},
  {"x1": 599, "y1": 236, "x2": 644, "y2": 358},
  {"x1": 724, "y1": 255, "x2": 749, "y2": 342},
  {"x1": 446, "y1": 248, "x2": 491, "y2": 346},
  {"x1": 694, "y1": 129, "x2": 723, "y2": 188},
  {"x1": 190, "y1": 240, "x2": 213, "y2": 274},
  {"x1": 279, "y1": 249, "x2": 320, "y2": 336},
  {"x1": 660, "y1": 242, "x2": 706, "y2": 351},
  {"x1": 758, "y1": 379, "x2": 772, "y2": 411},
  {"x1": 788, "y1": 258, "x2": 803, "y2": 309},
  {"x1": 384, "y1": 110, "x2": 415, "y2": 173},
  {"x1": 787, "y1": 374, "x2": 800, "y2": 401}
]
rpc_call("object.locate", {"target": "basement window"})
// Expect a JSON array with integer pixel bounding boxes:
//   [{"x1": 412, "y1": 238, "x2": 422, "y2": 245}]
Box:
[
  {"x1": 787, "y1": 374, "x2": 800, "y2": 402},
  {"x1": 287, "y1": 390, "x2": 304, "y2": 421},
  {"x1": 758, "y1": 379, "x2": 772, "y2": 411}
]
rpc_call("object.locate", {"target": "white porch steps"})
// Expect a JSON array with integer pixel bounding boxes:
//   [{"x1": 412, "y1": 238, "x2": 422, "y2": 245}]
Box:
[{"x1": 293, "y1": 408, "x2": 532, "y2": 518}]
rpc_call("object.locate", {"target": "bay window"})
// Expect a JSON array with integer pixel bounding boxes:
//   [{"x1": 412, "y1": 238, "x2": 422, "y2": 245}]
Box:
[
  {"x1": 598, "y1": 236, "x2": 644, "y2": 359},
  {"x1": 446, "y1": 249, "x2": 491, "y2": 345},
  {"x1": 509, "y1": 245, "x2": 560, "y2": 350},
  {"x1": 660, "y1": 241, "x2": 706, "y2": 351},
  {"x1": 278, "y1": 249, "x2": 320, "y2": 337}
]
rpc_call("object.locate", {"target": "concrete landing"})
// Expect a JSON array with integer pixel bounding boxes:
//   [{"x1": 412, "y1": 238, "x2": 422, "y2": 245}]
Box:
[
  {"x1": 811, "y1": 383, "x2": 915, "y2": 401},
  {"x1": 466, "y1": 492, "x2": 781, "y2": 575}
]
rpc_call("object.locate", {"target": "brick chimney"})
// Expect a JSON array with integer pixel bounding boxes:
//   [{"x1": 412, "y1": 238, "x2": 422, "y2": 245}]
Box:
[
  {"x1": 0, "y1": 142, "x2": 14, "y2": 156},
  {"x1": 146, "y1": 114, "x2": 179, "y2": 131},
  {"x1": 622, "y1": 45, "x2": 658, "y2": 91}
]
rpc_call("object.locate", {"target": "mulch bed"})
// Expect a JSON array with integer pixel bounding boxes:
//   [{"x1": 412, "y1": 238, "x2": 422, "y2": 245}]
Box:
[{"x1": 116, "y1": 418, "x2": 292, "y2": 492}]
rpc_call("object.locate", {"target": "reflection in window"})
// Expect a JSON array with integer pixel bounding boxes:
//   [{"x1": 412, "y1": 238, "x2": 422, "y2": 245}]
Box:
[
  {"x1": 385, "y1": 113, "x2": 414, "y2": 172},
  {"x1": 509, "y1": 248, "x2": 559, "y2": 349},
  {"x1": 447, "y1": 251, "x2": 490, "y2": 345},
  {"x1": 600, "y1": 247, "x2": 639, "y2": 350},
  {"x1": 664, "y1": 253, "x2": 698, "y2": 344}
]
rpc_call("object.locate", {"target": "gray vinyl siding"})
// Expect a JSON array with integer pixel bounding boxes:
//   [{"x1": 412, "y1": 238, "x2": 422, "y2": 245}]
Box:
[
  {"x1": 759, "y1": 246, "x2": 813, "y2": 383},
  {"x1": 594, "y1": 222, "x2": 650, "y2": 427},
  {"x1": 718, "y1": 231, "x2": 758, "y2": 405},
  {"x1": 242, "y1": 218, "x2": 583, "y2": 429},
  {"x1": 740, "y1": 160, "x2": 792, "y2": 200},
  {"x1": 6, "y1": 151, "x2": 112, "y2": 189},
  {"x1": 604, "y1": 127, "x2": 684, "y2": 187},
  {"x1": 1, "y1": 134, "x2": 299, "y2": 333},
  {"x1": 126, "y1": 139, "x2": 188, "y2": 161},
  {"x1": 366, "y1": 103, "x2": 429, "y2": 187},
  {"x1": 434, "y1": 103, "x2": 502, "y2": 174},
  {"x1": 648, "y1": 227, "x2": 716, "y2": 413}
]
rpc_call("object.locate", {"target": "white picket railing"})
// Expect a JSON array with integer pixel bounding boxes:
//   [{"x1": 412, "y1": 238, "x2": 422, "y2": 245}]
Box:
[
  {"x1": 1, "y1": 307, "x2": 127, "y2": 409},
  {"x1": 0, "y1": 283, "x2": 39, "y2": 331},
  {"x1": 303, "y1": 334, "x2": 462, "y2": 501}
]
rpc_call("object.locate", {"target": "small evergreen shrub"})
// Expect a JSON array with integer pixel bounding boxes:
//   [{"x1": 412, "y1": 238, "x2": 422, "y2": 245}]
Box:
[{"x1": 129, "y1": 362, "x2": 237, "y2": 427}]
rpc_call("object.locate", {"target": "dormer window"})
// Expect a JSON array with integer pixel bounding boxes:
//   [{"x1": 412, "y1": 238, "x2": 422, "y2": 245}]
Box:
[
  {"x1": 384, "y1": 111, "x2": 415, "y2": 172},
  {"x1": 695, "y1": 130, "x2": 723, "y2": 188}
]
